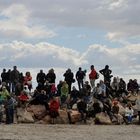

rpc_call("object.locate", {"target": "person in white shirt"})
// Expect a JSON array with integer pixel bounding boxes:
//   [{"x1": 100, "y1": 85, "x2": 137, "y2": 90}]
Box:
[{"x1": 125, "y1": 102, "x2": 134, "y2": 123}]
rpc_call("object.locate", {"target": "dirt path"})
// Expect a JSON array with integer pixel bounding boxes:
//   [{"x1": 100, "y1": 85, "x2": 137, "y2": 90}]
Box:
[{"x1": 0, "y1": 124, "x2": 140, "y2": 140}]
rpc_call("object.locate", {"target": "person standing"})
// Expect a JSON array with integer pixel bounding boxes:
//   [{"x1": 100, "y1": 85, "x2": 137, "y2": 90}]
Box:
[
  {"x1": 63, "y1": 69, "x2": 74, "y2": 94},
  {"x1": 23, "y1": 71, "x2": 32, "y2": 92},
  {"x1": 36, "y1": 70, "x2": 46, "y2": 89},
  {"x1": 1, "y1": 68, "x2": 7, "y2": 83},
  {"x1": 89, "y1": 65, "x2": 97, "y2": 91},
  {"x1": 10, "y1": 66, "x2": 20, "y2": 93},
  {"x1": 76, "y1": 67, "x2": 85, "y2": 91},
  {"x1": 45, "y1": 69, "x2": 56, "y2": 84},
  {"x1": 99, "y1": 65, "x2": 112, "y2": 87},
  {"x1": 60, "y1": 81, "x2": 69, "y2": 107}
]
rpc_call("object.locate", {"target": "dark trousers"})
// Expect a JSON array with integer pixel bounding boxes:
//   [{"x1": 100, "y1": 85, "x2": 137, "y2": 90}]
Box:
[
  {"x1": 6, "y1": 108, "x2": 14, "y2": 124},
  {"x1": 79, "y1": 110, "x2": 87, "y2": 123},
  {"x1": 77, "y1": 80, "x2": 84, "y2": 91}
]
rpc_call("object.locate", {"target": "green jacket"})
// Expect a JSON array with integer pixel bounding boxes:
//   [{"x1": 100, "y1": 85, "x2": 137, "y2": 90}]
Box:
[
  {"x1": 61, "y1": 84, "x2": 69, "y2": 97},
  {"x1": 0, "y1": 89, "x2": 10, "y2": 100}
]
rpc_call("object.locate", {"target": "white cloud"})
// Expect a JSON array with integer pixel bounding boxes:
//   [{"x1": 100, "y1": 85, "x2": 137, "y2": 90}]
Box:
[
  {"x1": 107, "y1": 0, "x2": 128, "y2": 10},
  {"x1": 0, "y1": 1, "x2": 139, "y2": 42},
  {"x1": 0, "y1": 41, "x2": 140, "y2": 82},
  {"x1": 0, "y1": 1, "x2": 139, "y2": 84},
  {"x1": 0, "y1": 41, "x2": 87, "y2": 68},
  {"x1": 0, "y1": 4, "x2": 56, "y2": 40}
]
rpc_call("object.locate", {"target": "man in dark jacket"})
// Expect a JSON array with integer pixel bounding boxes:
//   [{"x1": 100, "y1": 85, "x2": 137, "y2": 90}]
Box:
[
  {"x1": 10, "y1": 66, "x2": 20, "y2": 93},
  {"x1": 99, "y1": 65, "x2": 113, "y2": 87},
  {"x1": 45, "y1": 69, "x2": 56, "y2": 84},
  {"x1": 1, "y1": 69, "x2": 8, "y2": 83},
  {"x1": 63, "y1": 68, "x2": 74, "y2": 94},
  {"x1": 36, "y1": 70, "x2": 46, "y2": 89},
  {"x1": 76, "y1": 67, "x2": 85, "y2": 91}
]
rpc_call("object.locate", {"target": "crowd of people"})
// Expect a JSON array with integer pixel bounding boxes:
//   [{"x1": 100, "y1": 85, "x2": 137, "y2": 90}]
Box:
[{"x1": 0, "y1": 65, "x2": 140, "y2": 124}]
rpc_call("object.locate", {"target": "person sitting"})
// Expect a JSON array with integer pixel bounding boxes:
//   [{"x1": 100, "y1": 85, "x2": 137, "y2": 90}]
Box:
[
  {"x1": 0, "y1": 86, "x2": 10, "y2": 102},
  {"x1": 77, "y1": 98, "x2": 87, "y2": 123},
  {"x1": 49, "y1": 96, "x2": 60, "y2": 124},
  {"x1": 92, "y1": 99, "x2": 102, "y2": 117},
  {"x1": 124, "y1": 102, "x2": 134, "y2": 124},
  {"x1": 135, "y1": 96, "x2": 140, "y2": 124},
  {"x1": 111, "y1": 99, "x2": 123, "y2": 124},
  {"x1": 60, "y1": 81, "x2": 69, "y2": 108},
  {"x1": 18, "y1": 90, "x2": 29, "y2": 107},
  {"x1": 81, "y1": 81, "x2": 92, "y2": 104},
  {"x1": 69, "y1": 86, "x2": 80, "y2": 109},
  {"x1": 118, "y1": 78, "x2": 128, "y2": 97},
  {"x1": 4, "y1": 95, "x2": 14, "y2": 124},
  {"x1": 111, "y1": 77, "x2": 119, "y2": 97},
  {"x1": 29, "y1": 90, "x2": 49, "y2": 111}
]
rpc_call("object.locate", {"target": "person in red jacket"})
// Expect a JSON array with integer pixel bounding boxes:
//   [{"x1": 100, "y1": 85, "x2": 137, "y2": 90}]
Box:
[
  {"x1": 24, "y1": 71, "x2": 32, "y2": 91},
  {"x1": 49, "y1": 96, "x2": 60, "y2": 124},
  {"x1": 18, "y1": 90, "x2": 29, "y2": 107},
  {"x1": 89, "y1": 65, "x2": 97, "y2": 90}
]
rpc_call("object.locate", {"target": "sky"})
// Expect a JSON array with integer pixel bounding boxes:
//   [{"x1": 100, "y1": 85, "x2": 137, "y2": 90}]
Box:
[{"x1": 0, "y1": 0, "x2": 140, "y2": 85}]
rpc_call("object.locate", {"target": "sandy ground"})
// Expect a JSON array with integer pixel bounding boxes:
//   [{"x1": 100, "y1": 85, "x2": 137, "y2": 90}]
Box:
[{"x1": 0, "y1": 124, "x2": 140, "y2": 140}]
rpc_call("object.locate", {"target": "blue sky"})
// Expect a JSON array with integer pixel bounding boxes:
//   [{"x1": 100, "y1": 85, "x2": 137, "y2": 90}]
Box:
[{"x1": 0, "y1": 0, "x2": 140, "y2": 83}]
